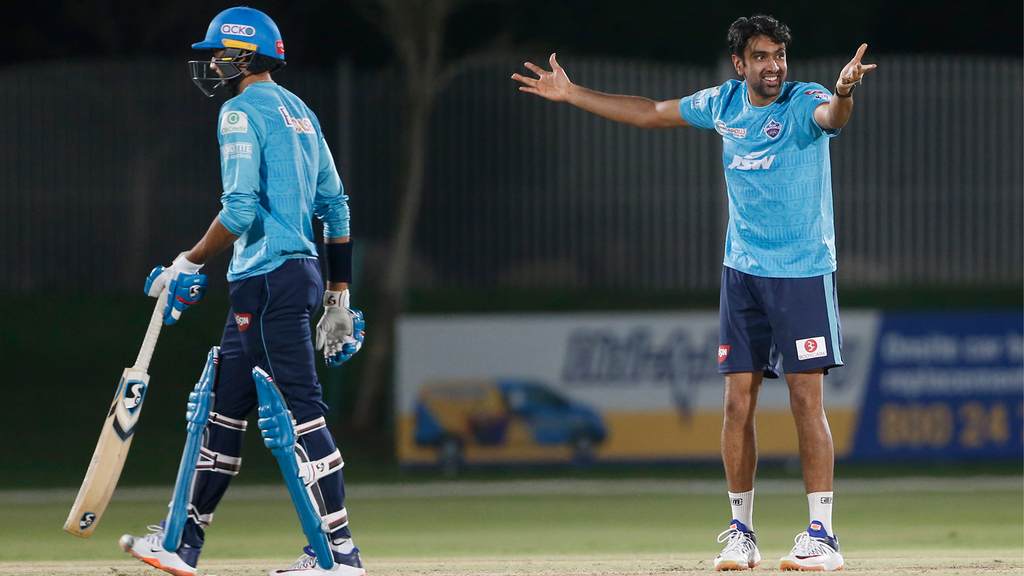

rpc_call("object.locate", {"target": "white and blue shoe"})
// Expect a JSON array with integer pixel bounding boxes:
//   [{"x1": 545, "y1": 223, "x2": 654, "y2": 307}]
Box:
[
  {"x1": 271, "y1": 544, "x2": 366, "y2": 575},
  {"x1": 780, "y1": 521, "x2": 844, "y2": 571},
  {"x1": 119, "y1": 524, "x2": 201, "y2": 576},
  {"x1": 714, "y1": 519, "x2": 761, "y2": 571}
]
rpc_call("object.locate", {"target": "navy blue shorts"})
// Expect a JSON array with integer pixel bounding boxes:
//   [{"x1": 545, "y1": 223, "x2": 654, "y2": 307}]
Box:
[
  {"x1": 212, "y1": 258, "x2": 328, "y2": 424},
  {"x1": 718, "y1": 266, "x2": 843, "y2": 378}
]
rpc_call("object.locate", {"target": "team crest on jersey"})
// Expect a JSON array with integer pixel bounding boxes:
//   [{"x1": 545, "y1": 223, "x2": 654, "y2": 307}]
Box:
[
  {"x1": 221, "y1": 111, "x2": 249, "y2": 135},
  {"x1": 279, "y1": 106, "x2": 314, "y2": 134},
  {"x1": 764, "y1": 119, "x2": 782, "y2": 139}
]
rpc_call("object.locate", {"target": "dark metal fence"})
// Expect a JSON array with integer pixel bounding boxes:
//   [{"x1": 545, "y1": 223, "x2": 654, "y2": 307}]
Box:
[{"x1": 1, "y1": 55, "x2": 1020, "y2": 292}]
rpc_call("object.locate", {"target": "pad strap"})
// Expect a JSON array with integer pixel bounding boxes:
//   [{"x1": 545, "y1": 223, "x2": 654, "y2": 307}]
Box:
[
  {"x1": 324, "y1": 507, "x2": 349, "y2": 532},
  {"x1": 210, "y1": 412, "x2": 248, "y2": 431},
  {"x1": 186, "y1": 503, "x2": 214, "y2": 528},
  {"x1": 295, "y1": 416, "x2": 327, "y2": 436},
  {"x1": 197, "y1": 447, "x2": 242, "y2": 476},
  {"x1": 298, "y1": 449, "x2": 344, "y2": 485}
]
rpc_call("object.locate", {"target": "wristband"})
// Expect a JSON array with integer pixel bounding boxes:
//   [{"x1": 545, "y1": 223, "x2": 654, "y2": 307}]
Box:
[
  {"x1": 835, "y1": 82, "x2": 857, "y2": 98},
  {"x1": 324, "y1": 240, "x2": 353, "y2": 284}
]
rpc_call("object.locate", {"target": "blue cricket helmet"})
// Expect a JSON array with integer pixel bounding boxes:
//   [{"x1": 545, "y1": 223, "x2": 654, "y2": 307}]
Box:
[
  {"x1": 189, "y1": 6, "x2": 286, "y2": 97},
  {"x1": 192, "y1": 6, "x2": 285, "y2": 60}
]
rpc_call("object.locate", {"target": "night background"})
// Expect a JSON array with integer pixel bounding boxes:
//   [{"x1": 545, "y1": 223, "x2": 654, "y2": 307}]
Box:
[{"x1": 1, "y1": 0, "x2": 1021, "y2": 491}]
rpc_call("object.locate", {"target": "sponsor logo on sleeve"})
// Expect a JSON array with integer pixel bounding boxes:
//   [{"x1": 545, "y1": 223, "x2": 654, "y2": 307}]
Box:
[
  {"x1": 220, "y1": 110, "x2": 249, "y2": 134},
  {"x1": 278, "y1": 106, "x2": 314, "y2": 134},
  {"x1": 221, "y1": 23, "x2": 256, "y2": 37},
  {"x1": 727, "y1": 149, "x2": 775, "y2": 170},
  {"x1": 221, "y1": 142, "x2": 253, "y2": 160},
  {"x1": 718, "y1": 345, "x2": 730, "y2": 363},
  {"x1": 764, "y1": 118, "x2": 782, "y2": 139},
  {"x1": 235, "y1": 313, "x2": 252, "y2": 331},
  {"x1": 715, "y1": 121, "x2": 747, "y2": 138},
  {"x1": 796, "y1": 336, "x2": 827, "y2": 360},
  {"x1": 805, "y1": 89, "x2": 832, "y2": 101},
  {"x1": 692, "y1": 86, "x2": 720, "y2": 109}
]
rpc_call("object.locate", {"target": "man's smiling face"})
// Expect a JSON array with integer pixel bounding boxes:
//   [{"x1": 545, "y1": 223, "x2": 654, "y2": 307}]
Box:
[{"x1": 733, "y1": 35, "x2": 788, "y2": 105}]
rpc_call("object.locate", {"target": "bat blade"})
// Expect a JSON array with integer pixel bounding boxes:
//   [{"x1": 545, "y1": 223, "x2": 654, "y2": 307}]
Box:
[{"x1": 63, "y1": 368, "x2": 150, "y2": 538}]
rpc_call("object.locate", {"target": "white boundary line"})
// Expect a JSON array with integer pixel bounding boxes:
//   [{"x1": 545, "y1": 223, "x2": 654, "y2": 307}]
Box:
[{"x1": 3, "y1": 476, "x2": 1020, "y2": 505}]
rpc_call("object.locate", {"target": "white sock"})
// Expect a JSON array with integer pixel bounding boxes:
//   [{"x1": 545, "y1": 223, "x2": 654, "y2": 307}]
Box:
[
  {"x1": 332, "y1": 538, "x2": 355, "y2": 553},
  {"x1": 807, "y1": 491, "x2": 834, "y2": 536},
  {"x1": 729, "y1": 489, "x2": 755, "y2": 531}
]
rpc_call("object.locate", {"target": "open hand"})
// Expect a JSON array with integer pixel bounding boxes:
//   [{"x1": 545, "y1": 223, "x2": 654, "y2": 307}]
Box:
[
  {"x1": 836, "y1": 44, "x2": 877, "y2": 94},
  {"x1": 512, "y1": 53, "x2": 572, "y2": 102}
]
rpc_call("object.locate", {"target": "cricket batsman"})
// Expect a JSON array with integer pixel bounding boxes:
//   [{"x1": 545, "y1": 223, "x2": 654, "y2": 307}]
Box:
[
  {"x1": 119, "y1": 7, "x2": 367, "y2": 576},
  {"x1": 514, "y1": 14, "x2": 875, "y2": 572}
]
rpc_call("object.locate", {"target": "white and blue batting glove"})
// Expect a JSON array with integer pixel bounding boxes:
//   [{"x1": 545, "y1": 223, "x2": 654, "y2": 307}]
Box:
[
  {"x1": 315, "y1": 289, "x2": 365, "y2": 366},
  {"x1": 144, "y1": 252, "x2": 207, "y2": 325}
]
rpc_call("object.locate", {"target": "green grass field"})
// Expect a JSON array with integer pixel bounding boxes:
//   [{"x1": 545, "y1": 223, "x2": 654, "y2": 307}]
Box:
[{"x1": 2, "y1": 478, "x2": 1021, "y2": 575}]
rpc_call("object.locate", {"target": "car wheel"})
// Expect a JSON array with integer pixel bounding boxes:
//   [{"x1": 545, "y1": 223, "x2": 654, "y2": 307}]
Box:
[
  {"x1": 438, "y1": 435, "x2": 463, "y2": 476},
  {"x1": 569, "y1": 432, "x2": 595, "y2": 465}
]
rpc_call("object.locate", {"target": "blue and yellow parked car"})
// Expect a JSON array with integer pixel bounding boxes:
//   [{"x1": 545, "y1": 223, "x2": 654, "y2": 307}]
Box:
[{"x1": 414, "y1": 378, "x2": 607, "y2": 470}]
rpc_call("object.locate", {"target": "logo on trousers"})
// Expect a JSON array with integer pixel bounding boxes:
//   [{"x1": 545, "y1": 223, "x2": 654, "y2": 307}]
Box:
[
  {"x1": 718, "y1": 345, "x2": 730, "y2": 363},
  {"x1": 235, "y1": 313, "x2": 252, "y2": 331}
]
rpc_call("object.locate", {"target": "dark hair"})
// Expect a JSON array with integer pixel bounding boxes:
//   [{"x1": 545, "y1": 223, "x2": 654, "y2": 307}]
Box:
[
  {"x1": 728, "y1": 15, "x2": 791, "y2": 57},
  {"x1": 246, "y1": 52, "x2": 286, "y2": 75}
]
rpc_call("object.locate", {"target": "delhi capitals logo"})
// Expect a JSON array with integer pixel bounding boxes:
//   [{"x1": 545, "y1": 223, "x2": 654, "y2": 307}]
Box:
[{"x1": 764, "y1": 119, "x2": 782, "y2": 139}]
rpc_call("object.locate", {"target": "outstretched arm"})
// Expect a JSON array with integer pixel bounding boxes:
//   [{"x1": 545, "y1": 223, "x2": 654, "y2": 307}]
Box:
[
  {"x1": 815, "y1": 44, "x2": 877, "y2": 131},
  {"x1": 512, "y1": 53, "x2": 690, "y2": 129}
]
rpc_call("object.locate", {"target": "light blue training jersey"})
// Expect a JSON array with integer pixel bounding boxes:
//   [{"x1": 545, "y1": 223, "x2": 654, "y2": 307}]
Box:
[
  {"x1": 216, "y1": 82, "x2": 349, "y2": 282},
  {"x1": 679, "y1": 79, "x2": 838, "y2": 278}
]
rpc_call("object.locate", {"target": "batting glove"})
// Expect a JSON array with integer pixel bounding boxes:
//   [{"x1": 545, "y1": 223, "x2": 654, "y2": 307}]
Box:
[
  {"x1": 144, "y1": 252, "x2": 207, "y2": 325},
  {"x1": 315, "y1": 289, "x2": 365, "y2": 366}
]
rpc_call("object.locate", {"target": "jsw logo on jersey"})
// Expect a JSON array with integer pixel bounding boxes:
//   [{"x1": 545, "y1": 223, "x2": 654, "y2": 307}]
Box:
[
  {"x1": 278, "y1": 106, "x2": 314, "y2": 134},
  {"x1": 728, "y1": 149, "x2": 776, "y2": 171}
]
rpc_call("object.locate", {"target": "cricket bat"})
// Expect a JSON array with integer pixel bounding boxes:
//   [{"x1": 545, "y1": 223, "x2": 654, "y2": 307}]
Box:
[{"x1": 64, "y1": 290, "x2": 167, "y2": 538}]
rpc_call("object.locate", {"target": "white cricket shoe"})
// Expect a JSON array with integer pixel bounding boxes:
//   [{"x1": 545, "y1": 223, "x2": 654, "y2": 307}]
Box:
[
  {"x1": 271, "y1": 545, "x2": 366, "y2": 575},
  {"x1": 119, "y1": 524, "x2": 201, "y2": 576},
  {"x1": 714, "y1": 519, "x2": 761, "y2": 571},
  {"x1": 780, "y1": 521, "x2": 844, "y2": 571}
]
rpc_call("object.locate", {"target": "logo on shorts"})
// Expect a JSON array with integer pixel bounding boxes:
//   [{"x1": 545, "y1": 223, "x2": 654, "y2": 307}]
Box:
[
  {"x1": 718, "y1": 345, "x2": 730, "y2": 363},
  {"x1": 235, "y1": 313, "x2": 251, "y2": 331},
  {"x1": 796, "y1": 337, "x2": 827, "y2": 360}
]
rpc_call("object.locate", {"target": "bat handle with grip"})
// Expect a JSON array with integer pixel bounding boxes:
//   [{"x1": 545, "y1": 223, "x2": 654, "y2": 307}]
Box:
[{"x1": 133, "y1": 288, "x2": 167, "y2": 373}]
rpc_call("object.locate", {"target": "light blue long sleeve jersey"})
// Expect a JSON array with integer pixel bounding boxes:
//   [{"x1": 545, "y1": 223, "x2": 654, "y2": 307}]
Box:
[
  {"x1": 679, "y1": 79, "x2": 839, "y2": 278},
  {"x1": 216, "y1": 82, "x2": 349, "y2": 282}
]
